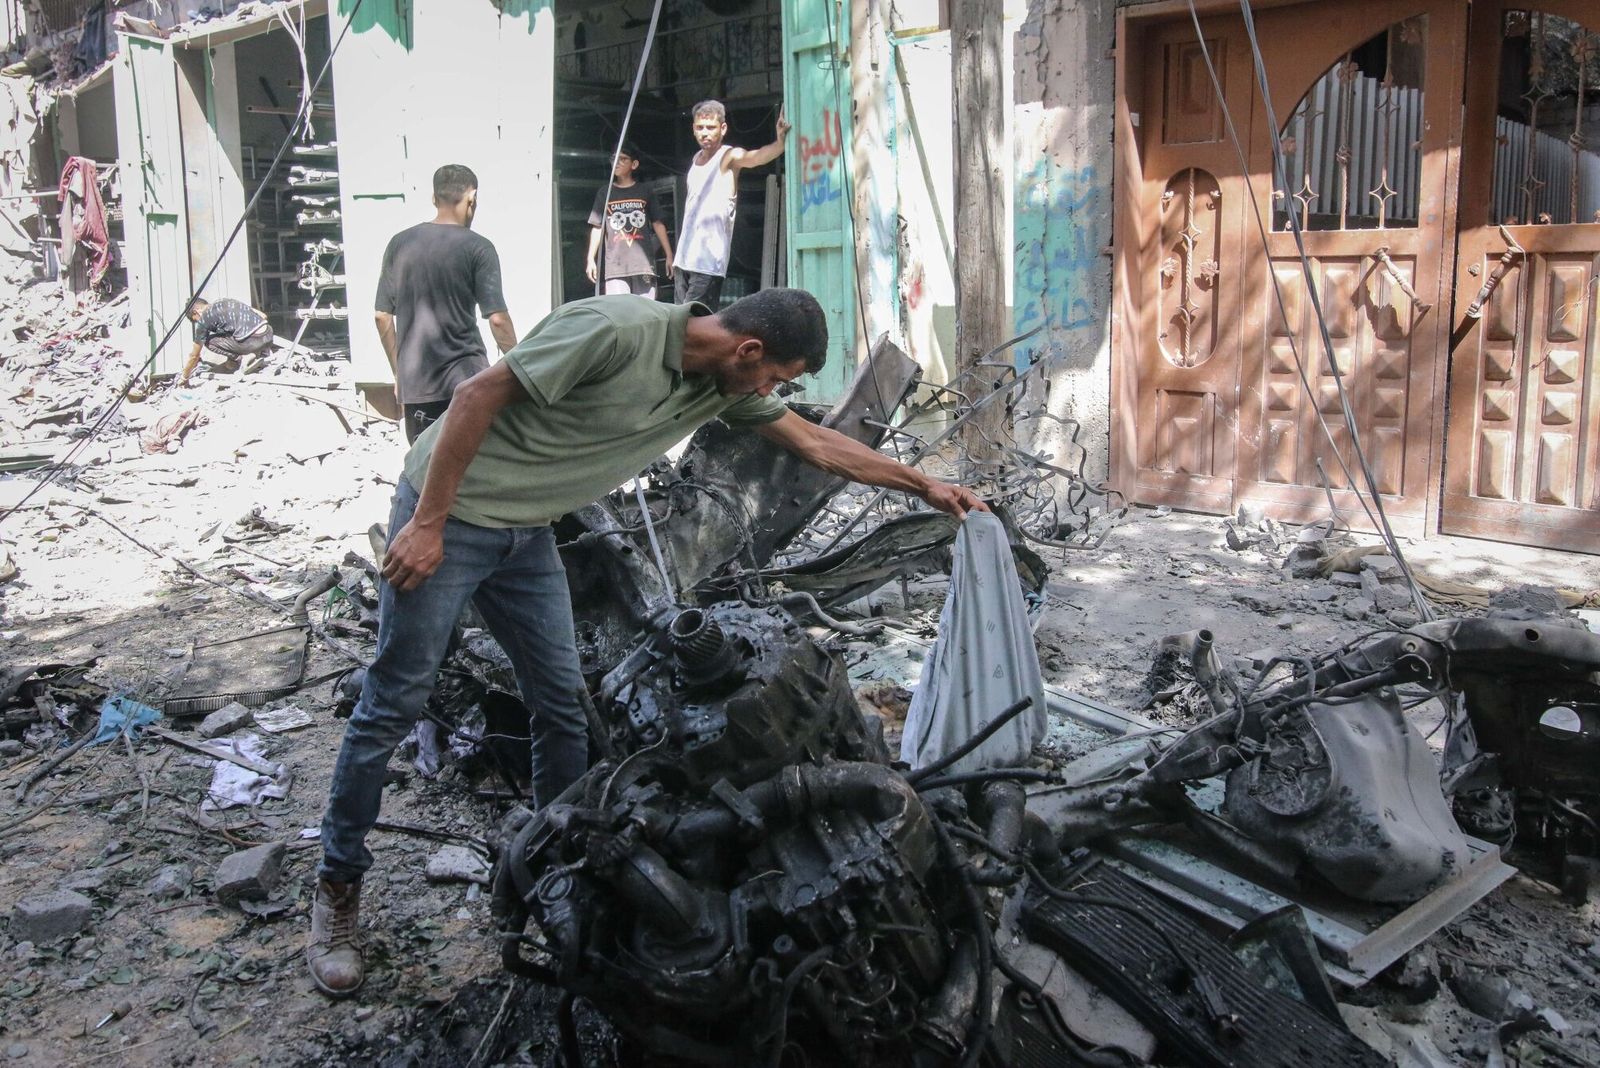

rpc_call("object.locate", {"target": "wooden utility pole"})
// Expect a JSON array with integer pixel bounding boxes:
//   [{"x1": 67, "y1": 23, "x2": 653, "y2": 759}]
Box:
[{"x1": 952, "y1": 0, "x2": 1007, "y2": 470}]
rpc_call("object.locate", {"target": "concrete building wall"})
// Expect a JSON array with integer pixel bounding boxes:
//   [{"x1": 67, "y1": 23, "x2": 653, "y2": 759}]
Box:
[
  {"x1": 332, "y1": 0, "x2": 556, "y2": 389},
  {"x1": 882, "y1": 0, "x2": 1017, "y2": 393},
  {"x1": 887, "y1": 22, "x2": 957, "y2": 386},
  {"x1": 1012, "y1": 0, "x2": 1116, "y2": 483}
]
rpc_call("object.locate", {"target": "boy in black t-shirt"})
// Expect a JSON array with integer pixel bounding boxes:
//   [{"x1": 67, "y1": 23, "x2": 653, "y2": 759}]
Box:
[{"x1": 585, "y1": 145, "x2": 674, "y2": 299}]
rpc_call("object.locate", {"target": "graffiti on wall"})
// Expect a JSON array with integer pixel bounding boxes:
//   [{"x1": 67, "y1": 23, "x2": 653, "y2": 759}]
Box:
[
  {"x1": 1014, "y1": 161, "x2": 1105, "y2": 343},
  {"x1": 799, "y1": 109, "x2": 844, "y2": 213}
]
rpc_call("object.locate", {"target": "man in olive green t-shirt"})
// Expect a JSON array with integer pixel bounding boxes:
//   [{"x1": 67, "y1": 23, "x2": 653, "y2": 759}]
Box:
[{"x1": 307, "y1": 288, "x2": 985, "y2": 998}]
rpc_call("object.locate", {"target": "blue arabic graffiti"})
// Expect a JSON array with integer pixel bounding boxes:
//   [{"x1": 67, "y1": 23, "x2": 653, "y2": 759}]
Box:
[
  {"x1": 802, "y1": 170, "x2": 842, "y2": 211},
  {"x1": 799, "y1": 111, "x2": 844, "y2": 214},
  {"x1": 1013, "y1": 161, "x2": 1106, "y2": 351}
]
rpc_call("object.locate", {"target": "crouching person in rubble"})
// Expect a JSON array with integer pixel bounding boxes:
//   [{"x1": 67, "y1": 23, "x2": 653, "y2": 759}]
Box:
[
  {"x1": 180, "y1": 297, "x2": 275, "y2": 384},
  {"x1": 306, "y1": 288, "x2": 986, "y2": 996}
]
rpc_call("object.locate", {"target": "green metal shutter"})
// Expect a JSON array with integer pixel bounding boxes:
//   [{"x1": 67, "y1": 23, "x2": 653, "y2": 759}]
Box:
[
  {"x1": 782, "y1": 0, "x2": 856, "y2": 403},
  {"x1": 114, "y1": 34, "x2": 191, "y2": 376}
]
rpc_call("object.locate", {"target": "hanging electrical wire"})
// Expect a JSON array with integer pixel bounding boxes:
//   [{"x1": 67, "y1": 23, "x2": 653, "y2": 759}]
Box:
[{"x1": 0, "y1": 0, "x2": 371, "y2": 526}]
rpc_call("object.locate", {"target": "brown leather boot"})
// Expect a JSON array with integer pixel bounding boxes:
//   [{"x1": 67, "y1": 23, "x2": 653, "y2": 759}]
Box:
[{"x1": 306, "y1": 878, "x2": 364, "y2": 997}]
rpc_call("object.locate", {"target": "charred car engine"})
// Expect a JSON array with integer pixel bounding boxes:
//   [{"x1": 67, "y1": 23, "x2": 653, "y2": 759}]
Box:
[{"x1": 492, "y1": 603, "x2": 985, "y2": 1066}]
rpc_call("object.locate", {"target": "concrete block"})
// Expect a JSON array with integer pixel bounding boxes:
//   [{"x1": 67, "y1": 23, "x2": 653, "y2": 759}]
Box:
[
  {"x1": 1372, "y1": 583, "x2": 1411, "y2": 612},
  {"x1": 10, "y1": 890, "x2": 93, "y2": 944},
  {"x1": 214, "y1": 843, "x2": 286, "y2": 905},
  {"x1": 1359, "y1": 554, "x2": 1400, "y2": 578},
  {"x1": 197, "y1": 701, "x2": 255, "y2": 739}
]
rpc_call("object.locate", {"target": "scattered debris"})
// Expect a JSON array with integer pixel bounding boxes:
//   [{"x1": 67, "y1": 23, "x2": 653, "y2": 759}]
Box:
[{"x1": 3, "y1": 246, "x2": 1600, "y2": 1065}]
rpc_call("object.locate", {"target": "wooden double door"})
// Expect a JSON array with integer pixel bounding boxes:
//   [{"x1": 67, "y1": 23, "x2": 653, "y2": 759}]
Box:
[{"x1": 1114, "y1": 0, "x2": 1600, "y2": 552}]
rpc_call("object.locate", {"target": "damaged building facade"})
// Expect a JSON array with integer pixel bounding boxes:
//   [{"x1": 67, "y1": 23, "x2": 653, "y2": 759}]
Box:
[{"x1": 0, "y1": 0, "x2": 1596, "y2": 535}]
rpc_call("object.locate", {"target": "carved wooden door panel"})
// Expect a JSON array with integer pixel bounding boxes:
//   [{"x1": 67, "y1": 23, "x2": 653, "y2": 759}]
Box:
[
  {"x1": 1120, "y1": 16, "x2": 1255, "y2": 512},
  {"x1": 1232, "y1": 2, "x2": 1466, "y2": 534},
  {"x1": 1442, "y1": 1, "x2": 1600, "y2": 552}
]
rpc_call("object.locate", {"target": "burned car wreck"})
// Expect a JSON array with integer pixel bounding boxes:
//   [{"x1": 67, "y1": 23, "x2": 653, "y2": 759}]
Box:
[{"x1": 466, "y1": 346, "x2": 1600, "y2": 1065}]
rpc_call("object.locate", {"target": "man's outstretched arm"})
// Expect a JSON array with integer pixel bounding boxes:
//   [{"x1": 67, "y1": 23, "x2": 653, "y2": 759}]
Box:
[
  {"x1": 728, "y1": 107, "x2": 791, "y2": 171},
  {"x1": 382, "y1": 363, "x2": 528, "y2": 591},
  {"x1": 755, "y1": 409, "x2": 986, "y2": 518}
]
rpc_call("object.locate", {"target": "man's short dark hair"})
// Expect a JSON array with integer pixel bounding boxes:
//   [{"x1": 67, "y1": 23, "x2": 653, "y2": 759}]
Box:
[
  {"x1": 718, "y1": 288, "x2": 828, "y2": 375},
  {"x1": 617, "y1": 142, "x2": 642, "y2": 162},
  {"x1": 433, "y1": 164, "x2": 478, "y2": 205},
  {"x1": 691, "y1": 99, "x2": 726, "y2": 124}
]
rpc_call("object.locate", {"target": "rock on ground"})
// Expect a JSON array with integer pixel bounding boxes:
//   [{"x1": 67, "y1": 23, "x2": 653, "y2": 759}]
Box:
[
  {"x1": 9, "y1": 890, "x2": 93, "y2": 944},
  {"x1": 213, "y1": 843, "x2": 286, "y2": 905}
]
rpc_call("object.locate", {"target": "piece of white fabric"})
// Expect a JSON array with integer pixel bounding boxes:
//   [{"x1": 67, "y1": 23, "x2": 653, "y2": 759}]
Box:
[
  {"x1": 900, "y1": 511, "x2": 1047, "y2": 774},
  {"x1": 202, "y1": 733, "x2": 290, "y2": 811}
]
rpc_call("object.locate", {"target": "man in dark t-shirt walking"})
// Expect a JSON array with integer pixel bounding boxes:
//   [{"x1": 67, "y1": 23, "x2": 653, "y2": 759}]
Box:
[
  {"x1": 375, "y1": 164, "x2": 519, "y2": 443},
  {"x1": 585, "y1": 144, "x2": 673, "y2": 298}
]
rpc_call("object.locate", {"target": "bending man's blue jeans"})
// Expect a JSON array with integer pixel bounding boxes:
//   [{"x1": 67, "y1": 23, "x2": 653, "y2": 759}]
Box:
[{"x1": 319, "y1": 477, "x2": 588, "y2": 883}]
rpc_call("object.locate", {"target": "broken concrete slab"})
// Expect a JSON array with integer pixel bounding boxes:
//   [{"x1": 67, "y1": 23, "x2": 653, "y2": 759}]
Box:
[
  {"x1": 424, "y1": 845, "x2": 490, "y2": 886},
  {"x1": 9, "y1": 889, "x2": 93, "y2": 944},
  {"x1": 1488, "y1": 584, "x2": 1567, "y2": 618},
  {"x1": 1230, "y1": 589, "x2": 1286, "y2": 614},
  {"x1": 1361, "y1": 571, "x2": 1413, "y2": 612},
  {"x1": 213, "y1": 843, "x2": 286, "y2": 905},
  {"x1": 197, "y1": 701, "x2": 254, "y2": 739}
]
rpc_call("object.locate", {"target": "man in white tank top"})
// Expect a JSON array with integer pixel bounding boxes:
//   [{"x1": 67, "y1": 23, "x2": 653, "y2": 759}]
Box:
[{"x1": 674, "y1": 99, "x2": 790, "y2": 308}]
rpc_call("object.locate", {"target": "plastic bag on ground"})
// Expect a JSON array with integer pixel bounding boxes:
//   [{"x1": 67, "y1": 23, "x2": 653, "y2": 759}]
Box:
[{"x1": 900, "y1": 510, "x2": 1046, "y2": 774}]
